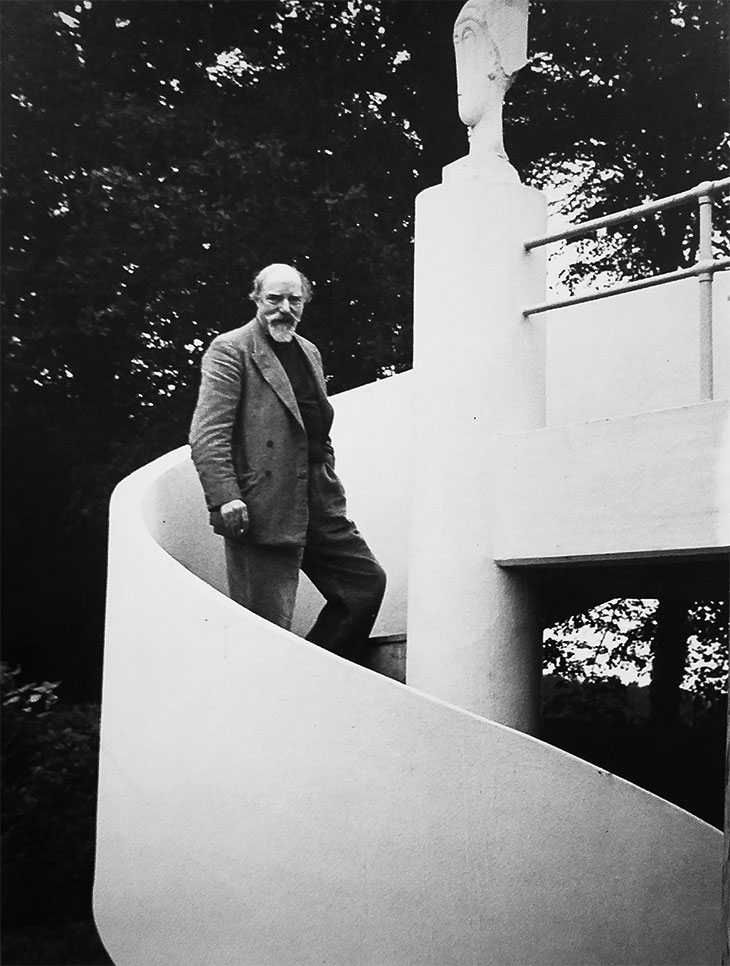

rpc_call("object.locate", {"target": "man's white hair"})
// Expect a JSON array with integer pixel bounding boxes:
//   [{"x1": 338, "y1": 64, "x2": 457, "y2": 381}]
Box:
[{"x1": 249, "y1": 263, "x2": 313, "y2": 303}]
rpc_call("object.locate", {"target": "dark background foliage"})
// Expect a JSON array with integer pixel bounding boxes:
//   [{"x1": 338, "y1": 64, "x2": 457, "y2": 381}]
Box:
[
  {"x1": 1, "y1": 666, "x2": 111, "y2": 964},
  {"x1": 1, "y1": 2, "x2": 728, "y2": 963},
  {"x1": 2, "y1": 0, "x2": 727, "y2": 700}
]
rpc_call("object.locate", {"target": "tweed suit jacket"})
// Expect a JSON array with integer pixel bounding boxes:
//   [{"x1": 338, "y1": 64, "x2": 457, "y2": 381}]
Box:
[{"x1": 189, "y1": 317, "x2": 335, "y2": 546}]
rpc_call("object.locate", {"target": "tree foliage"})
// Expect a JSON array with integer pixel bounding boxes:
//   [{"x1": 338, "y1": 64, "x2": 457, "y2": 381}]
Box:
[
  {"x1": 1, "y1": 666, "x2": 103, "y2": 932},
  {"x1": 517, "y1": 0, "x2": 730, "y2": 288},
  {"x1": 1, "y1": 0, "x2": 728, "y2": 696},
  {"x1": 544, "y1": 598, "x2": 729, "y2": 707}
]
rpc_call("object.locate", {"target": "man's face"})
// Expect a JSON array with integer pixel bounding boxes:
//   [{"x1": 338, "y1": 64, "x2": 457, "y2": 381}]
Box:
[{"x1": 255, "y1": 266, "x2": 305, "y2": 343}]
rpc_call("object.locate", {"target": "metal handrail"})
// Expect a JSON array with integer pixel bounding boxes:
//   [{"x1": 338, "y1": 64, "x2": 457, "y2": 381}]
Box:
[
  {"x1": 522, "y1": 257, "x2": 730, "y2": 316},
  {"x1": 524, "y1": 177, "x2": 730, "y2": 252},
  {"x1": 522, "y1": 177, "x2": 730, "y2": 401}
]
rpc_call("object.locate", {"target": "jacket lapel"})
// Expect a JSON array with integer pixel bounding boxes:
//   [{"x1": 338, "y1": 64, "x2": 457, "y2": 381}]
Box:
[{"x1": 251, "y1": 324, "x2": 304, "y2": 429}]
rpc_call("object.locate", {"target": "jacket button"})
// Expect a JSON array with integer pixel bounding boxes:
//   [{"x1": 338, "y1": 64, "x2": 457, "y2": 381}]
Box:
[
  {"x1": 264, "y1": 470, "x2": 272, "y2": 478},
  {"x1": 266, "y1": 440, "x2": 274, "y2": 448}
]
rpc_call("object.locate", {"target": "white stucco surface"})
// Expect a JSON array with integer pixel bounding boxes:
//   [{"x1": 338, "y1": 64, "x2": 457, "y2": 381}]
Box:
[
  {"x1": 545, "y1": 270, "x2": 729, "y2": 425},
  {"x1": 96, "y1": 436, "x2": 723, "y2": 966},
  {"x1": 406, "y1": 179, "x2": 547, "y2": 730},
  {"x1": 95, "y1": 251, "x2": 729, "y2": 965},
  {"x1": 494, "y1": 400, "x2": 730, "y2": 564}
]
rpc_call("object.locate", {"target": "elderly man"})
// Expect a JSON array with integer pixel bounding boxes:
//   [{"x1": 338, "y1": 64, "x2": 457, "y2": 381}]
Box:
[{"x1": 189, "y1": 262, "x2": 386, "y2": 665}]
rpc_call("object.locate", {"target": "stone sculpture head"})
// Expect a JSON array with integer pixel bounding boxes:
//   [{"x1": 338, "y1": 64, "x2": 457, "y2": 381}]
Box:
[
  {"x1": 453, "y1": 0, "x2": 529, "y2": 128},
  {"x1": 454, "y1": 1, "x2": 498, "y2": 127}
]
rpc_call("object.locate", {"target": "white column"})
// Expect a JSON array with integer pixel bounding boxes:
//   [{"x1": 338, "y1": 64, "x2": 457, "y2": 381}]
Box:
[{"x1": 406, "y1": 169, "x2": 547, "y2": 733}]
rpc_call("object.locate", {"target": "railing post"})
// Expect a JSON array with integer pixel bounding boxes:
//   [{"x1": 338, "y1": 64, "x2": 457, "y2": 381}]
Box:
[{"x1": 697, "y1": 183, "x2": 714, "y2": 401}]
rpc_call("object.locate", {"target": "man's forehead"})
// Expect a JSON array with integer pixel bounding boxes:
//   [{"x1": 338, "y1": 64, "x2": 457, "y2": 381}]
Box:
[{"x1": 260, "y1": 265, "x2": 302, "y2": 291}]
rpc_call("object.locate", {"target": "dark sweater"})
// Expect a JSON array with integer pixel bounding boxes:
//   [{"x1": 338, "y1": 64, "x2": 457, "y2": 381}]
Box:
[{"x1": 270, "y1": 337, "x2": 327, "y2": 462}]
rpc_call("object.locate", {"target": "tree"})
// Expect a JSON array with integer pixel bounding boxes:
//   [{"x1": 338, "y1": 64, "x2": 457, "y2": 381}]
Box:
[
  {"x1": 1, "y1": 664, "x2": 109, "y2": 962},
  {"x1": 1, "y1": 0, "x2": 421, "y2": 694},
  {"x1": 516, "y1": 0, "x2": 730, "y2": 286},
  {"x1": 2, "y1": 0, "x2": 728, "y2": 698},
  {"x1": 545, "y1": 598, "x2": 728, "y2": 705},
  {"x1": 544, "y1": 596, "x2": 728, "y2": 806}
]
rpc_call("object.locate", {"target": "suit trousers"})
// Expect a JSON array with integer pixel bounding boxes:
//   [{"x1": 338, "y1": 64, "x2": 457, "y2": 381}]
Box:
[{"x1": 224, "y1": 461, "x2": 386, "y2": 664}]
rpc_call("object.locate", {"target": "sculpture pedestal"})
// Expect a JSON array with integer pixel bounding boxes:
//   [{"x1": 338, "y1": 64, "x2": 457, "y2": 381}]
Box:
[{"x1": 406, "y1": 173, "x2": 547, "y2": 733}]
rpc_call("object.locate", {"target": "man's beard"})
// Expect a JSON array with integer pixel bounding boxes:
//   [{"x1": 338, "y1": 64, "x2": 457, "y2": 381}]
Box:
[{"x1": 267, "y1": 318, "x2": 297, "y2": 343}]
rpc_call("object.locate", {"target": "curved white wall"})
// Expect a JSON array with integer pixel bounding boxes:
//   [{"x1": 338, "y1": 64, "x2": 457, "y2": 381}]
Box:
[
  {"x1": 144, "y1": 372, "x2": 412, "y2": 640},
  {"x1": 95, "y1": 371, "x2": 722, "y2": 966}
]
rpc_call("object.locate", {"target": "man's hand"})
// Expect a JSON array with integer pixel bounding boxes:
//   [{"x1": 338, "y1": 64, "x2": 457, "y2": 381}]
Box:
[{"x1": 219, "y1": 499, "x2": 249, "y2": 539}]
